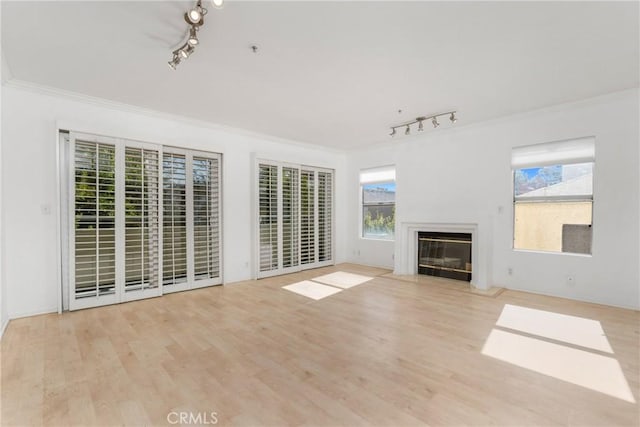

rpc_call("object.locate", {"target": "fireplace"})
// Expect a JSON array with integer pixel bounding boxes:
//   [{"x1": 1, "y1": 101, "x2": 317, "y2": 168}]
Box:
[{"x1": 418, "y1": 232, "x2": 472, "y2": 282}]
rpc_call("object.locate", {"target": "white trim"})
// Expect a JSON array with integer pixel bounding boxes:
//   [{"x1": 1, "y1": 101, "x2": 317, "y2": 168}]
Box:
[{"x1": 55, "y1": 131, "x2": 64, "y2": 314}]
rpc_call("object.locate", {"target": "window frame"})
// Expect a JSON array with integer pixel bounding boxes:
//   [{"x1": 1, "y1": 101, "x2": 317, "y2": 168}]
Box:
[
  {"x1": 359, "y1": 165, "x2": 396, "y2": 242},
  {"x1": 511, "y1": 161, "x2": 595, "y2": 256}
]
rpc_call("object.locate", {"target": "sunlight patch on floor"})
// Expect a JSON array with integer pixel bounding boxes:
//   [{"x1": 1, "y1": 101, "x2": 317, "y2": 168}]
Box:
[
  {"x1": 496, "y1": 304, "x2": 613, "y2": 353},
  {"x1": 483, "y1": 304, "x2": 635, "y2": 403},
  {"x1": 282, "y1": 281, "x2": 343, "y2": 300},
  {"x1": 311, "y1": 271, "x2": 373, "y2": 289},
  {"x1": 482, "y1": 328, "x2": 635, "y2": 403}
]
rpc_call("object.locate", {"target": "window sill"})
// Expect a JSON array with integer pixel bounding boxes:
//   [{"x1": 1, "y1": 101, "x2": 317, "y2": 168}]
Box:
[
  {"x1": 360, "y1": 237, "x2": 395, "y2": 242},
  {"x1": 512, "y1": 248, "x2": 592, "y2": 258}
]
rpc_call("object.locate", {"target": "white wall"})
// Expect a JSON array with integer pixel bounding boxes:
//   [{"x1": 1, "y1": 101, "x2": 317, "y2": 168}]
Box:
[
  {"x1": 1, "y1": 83, "x2": 347, "y2": 319},
  {"x1": 346, "y1": 89, "x2": 640, "y2": 310}
]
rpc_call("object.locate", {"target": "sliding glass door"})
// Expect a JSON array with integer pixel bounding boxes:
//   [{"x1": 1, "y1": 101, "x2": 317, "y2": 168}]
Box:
[
  {"x1": 67, "y1": 132, "x2": 221, "y2": 310},
  {"x1": 256, "y1": 160, "x2": 334, "y2": 278}
]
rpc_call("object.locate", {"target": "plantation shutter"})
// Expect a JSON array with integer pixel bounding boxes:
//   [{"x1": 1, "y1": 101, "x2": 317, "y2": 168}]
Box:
[
  {"x1": 72, "y1": 139, "x2": 117, "y2": 301},
  {"x1": 300, "y1": 169, "x2": 316, "y2": 265},
  {"x1": 317, "y1": 171, "x2": 333, "y2": 262},
  {"x1": 282, "y1": 166, "x2": 300, "y2": 270},
  {"x1": 193, "y1": 155, "x2": 221, "y2": 281},
  {"x1": 66, "y1": 132, "x2": 222, "y2": 310},
  {"x1": 162, "y1": 152, "x2": 188, "y2": 286},
  {"x1": 255, "y1": 161, "x2": 334, "y2": 277},
  {"x1": 259, "y1": 163, "x2": 279, "y2": 273},
  {"x1": 124, "y1": 147, "x2": 160, "y2": 293}
]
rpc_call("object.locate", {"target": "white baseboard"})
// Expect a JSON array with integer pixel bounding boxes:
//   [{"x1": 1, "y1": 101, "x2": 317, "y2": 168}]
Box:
[
  {"x1": 9, "y1": 307, "x2": 58, "y2": 320},
  {"x1": 503, "y1": 285, "x2": 640, "y2": 311}
]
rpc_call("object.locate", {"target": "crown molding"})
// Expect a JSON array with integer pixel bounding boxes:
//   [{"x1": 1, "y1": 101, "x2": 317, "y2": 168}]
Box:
[{"x1": 2, "y1": 78, "x2": 347, "y2": 155}]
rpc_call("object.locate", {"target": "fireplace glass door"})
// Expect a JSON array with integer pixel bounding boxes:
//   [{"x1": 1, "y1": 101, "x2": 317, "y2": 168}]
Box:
[{"x1": 418, "y1": 232, "x2": 472, "y2": 281}]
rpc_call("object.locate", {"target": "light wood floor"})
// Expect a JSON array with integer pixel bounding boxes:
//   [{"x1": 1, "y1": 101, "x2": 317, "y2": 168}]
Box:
[{"x1": 1, "y1": 264, "x2": 638, "y2": 426}]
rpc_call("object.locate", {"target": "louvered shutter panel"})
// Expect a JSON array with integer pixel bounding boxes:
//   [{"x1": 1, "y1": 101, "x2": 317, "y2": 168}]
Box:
[
  {"x1": 193, "y1": 155, "x2": 221, "y2": 280},
  {"x1": 317, "y1": 171, "x2": 333, "y2": 262},
  {"x1": 300, "y1": 169, "x2": 316, "y2": 265},
  {"x1": 124, "y1": 147, "x2": 160, "y2": 292},
  {"x1": 282, "y1": 167, "x2": 300, "y2": 269},
  {"x1": 259, "y1": 164, "x2": 278, "y2": 272},
  {"x1": 162, "y1": 153, "x2": 188, "y2": 286},
  {"x1": 74, "y1": 140, "x2": 117, "y2": 299}
]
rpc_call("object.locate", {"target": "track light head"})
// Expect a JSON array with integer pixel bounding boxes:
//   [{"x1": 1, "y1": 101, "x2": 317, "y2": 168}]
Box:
[
  {"x1": 390, "y1": 128, "x2": 396, "y2": 137},
  {"x1": 185, "y1": 10, "x2": 201, "y2": 24},
  {"x1": 211, "y1": 0, "x2": 225, "y2": 9},
  {"x1": 185, "y1": 1, "x2": 207, "y2": 25},
  {"x1": 450, "y1": 112, "x2": 457, "y2": 123},
  {"x1": 418, "y1": 120, "x2": 424, "y2": 132},
  {"x1": 432, "y1": 117, "x2": 439, "y2": 128},
  {"x1": 184, "y1": 45, "x2": 196, "y2": 58},
  {"x1": 405, "y1": 125, "x2": 411, "y2": 135},
  {"x1": 188, "y1": 27, "x2": 199, "y2": 46},
  {"x1": 168, "y1": 56, "x2": 181, "y2": 70}
]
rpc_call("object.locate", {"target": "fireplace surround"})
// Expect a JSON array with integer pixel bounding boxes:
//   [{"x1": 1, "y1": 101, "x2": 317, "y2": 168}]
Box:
[{"x1": 398, "y1": 222, "x2": 487, "y2": 290}]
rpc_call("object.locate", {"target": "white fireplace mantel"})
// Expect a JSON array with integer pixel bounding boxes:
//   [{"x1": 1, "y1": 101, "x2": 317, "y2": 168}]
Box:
[{"x1": 396, "y1": 222, "x2": 488, "y2": 290}]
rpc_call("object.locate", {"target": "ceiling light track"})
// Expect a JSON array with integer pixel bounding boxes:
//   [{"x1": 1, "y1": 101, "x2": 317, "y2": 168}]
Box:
[
  {"x1": 389, "y1": 111, "x2": 458, "y2": 137},
  {"x1": 168, "y1": 0, "x2": 224, "y2": 70}
]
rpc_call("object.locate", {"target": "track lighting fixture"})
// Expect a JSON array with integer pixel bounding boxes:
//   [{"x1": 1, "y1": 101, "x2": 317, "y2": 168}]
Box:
[
  {"x1": 389, "y1": 111, "x2": 458, "y2": 137},
  {"x1": 168, "y1": 0, "x2": 222, "y2": 70}
]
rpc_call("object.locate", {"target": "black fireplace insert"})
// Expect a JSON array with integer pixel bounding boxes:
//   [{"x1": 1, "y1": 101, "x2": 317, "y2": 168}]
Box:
[{"x1": 418, "y1": 232, "x2": 472, "y2": 282}]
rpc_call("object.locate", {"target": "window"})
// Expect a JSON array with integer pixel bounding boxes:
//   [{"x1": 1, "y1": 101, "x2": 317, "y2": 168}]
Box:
[
  {"x1": 512, "y1": 137, "x2": 594, "y2": 254},
  {"x1": 360, "y1": 166, "x2": 396, "y2": 240},
  {"x1": 256, "y1": 161, "x2": 334, "y2": 278}
]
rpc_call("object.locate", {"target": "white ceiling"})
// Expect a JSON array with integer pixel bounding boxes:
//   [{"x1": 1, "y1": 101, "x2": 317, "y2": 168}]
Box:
[{"x1": 2, "y1": 1, "x2": 638, "y2": 149}]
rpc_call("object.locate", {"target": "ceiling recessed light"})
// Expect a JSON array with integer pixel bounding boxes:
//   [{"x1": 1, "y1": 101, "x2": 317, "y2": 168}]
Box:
[{"x1": 211, "y1": 0, "x2": 224, "y2": 9}]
